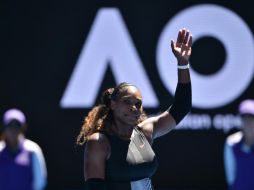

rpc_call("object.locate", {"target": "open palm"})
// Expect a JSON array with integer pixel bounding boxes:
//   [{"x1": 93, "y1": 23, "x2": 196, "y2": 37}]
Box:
[{"x1": 171, "y1": 28, "x2": 192, "y2": 65}]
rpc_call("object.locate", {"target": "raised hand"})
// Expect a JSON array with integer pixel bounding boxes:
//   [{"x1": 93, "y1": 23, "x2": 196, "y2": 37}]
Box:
[{"x1": 171, "y1": 28, "x2": 192, "y2": 65}]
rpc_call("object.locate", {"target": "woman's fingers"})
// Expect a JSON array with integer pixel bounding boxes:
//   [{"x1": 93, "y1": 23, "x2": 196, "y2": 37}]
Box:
[
  {"x1": 180, "y1": 29, "x2": 186, "y2": 43},
  {"x1": 183, "y1": 30, "x2": 190, "y2": 44},
  {"x1": 187, "y1": 35, "x2": 192, "y2": 48},
  {"x1": 176, "y1": 29, "x2": 182, "y2": 44}
]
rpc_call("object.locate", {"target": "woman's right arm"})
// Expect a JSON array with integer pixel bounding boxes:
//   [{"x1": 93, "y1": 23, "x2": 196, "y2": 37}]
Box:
[{"x1": 84, "y1": 133, "x2": 109, "y2": 189}]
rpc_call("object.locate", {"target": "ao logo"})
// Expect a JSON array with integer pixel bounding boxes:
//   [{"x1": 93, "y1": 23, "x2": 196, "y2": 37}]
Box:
[{"x1": 60, "y1": 4, "x2": 254, "y2": 109}]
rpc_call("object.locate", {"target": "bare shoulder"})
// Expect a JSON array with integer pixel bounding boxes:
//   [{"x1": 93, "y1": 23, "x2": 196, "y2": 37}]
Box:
[
  {"x1": 85, "y1": 132, "x2": 110, "y2": 158},
  {"x1": 87, "y1": 132, "x2": 109, "y2": 144}
]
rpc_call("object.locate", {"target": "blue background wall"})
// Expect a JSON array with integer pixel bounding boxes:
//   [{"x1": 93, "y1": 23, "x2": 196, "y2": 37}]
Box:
[{"x1": 1, "y1": 1, "x2": 253, "y2": 189}]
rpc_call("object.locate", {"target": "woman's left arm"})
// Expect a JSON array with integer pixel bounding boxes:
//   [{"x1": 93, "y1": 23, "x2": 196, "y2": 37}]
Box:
[{"x1": 141, "y1": 28, "x2": 192, "y2": 139}]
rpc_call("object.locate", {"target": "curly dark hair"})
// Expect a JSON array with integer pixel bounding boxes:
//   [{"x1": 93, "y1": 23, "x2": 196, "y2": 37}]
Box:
[{"x1": 76, "y1": 82, "x2": 147, "y2": 145}]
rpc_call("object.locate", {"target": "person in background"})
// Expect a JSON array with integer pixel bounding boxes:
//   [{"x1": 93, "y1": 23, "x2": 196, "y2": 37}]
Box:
[
  {"x1": 224, "y1": 99, "x2": 254, "y2": 190},
  {"x1": 77, "y1": 28, "x2": 192, "y2": 190},
  {"x1": 0, "y1": 108, "x2": 47, "y2": 190}
]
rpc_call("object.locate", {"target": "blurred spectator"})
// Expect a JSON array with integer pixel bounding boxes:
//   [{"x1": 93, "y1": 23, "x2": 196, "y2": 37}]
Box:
[
  {"x1": 224, "y1": 99, "x2": 254, "y2": 190},
  {"x1": 0, "y1": 108, "x2": 47, "y2": 190}
]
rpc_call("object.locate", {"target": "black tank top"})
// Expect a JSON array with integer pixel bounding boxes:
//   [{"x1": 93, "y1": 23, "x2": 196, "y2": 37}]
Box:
[{"x1": 104, "y1": 126, "x2": 158, "y2": 190}]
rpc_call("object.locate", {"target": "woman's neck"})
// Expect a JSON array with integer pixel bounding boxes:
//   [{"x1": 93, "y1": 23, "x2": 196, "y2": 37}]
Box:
[
  {"x1": 112, "y1": 120, "x2": 133, "y2": 139},
  {"x1": 6, "y1": 135, "x2": 23, "y2": 152}
]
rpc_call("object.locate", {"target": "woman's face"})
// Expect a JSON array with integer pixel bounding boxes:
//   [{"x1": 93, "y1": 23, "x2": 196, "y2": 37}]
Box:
[
  {"x1": 242, "y1": 115, "x2": 254, "y2": 137},
  {"x1": 111, "y1": 86, "x2": 143, "y2": 126},
  {"x1": 4, "y1": 127, "x2": 21, "y2": 147}
]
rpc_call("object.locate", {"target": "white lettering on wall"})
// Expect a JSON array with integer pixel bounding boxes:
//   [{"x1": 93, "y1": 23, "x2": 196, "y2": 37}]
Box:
[
  {"x1": 60, "y1": 8, "x2": 158, "y2": 108},
  {"x1": 61, "y1": 5, "x2": 254, "y2": 111},
  {"x1": 176, "y1": 113, "x2": 242, "y2": 133},
  {"x1": 157, "y1": 4, "x2": 254, "y2": 108}
]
